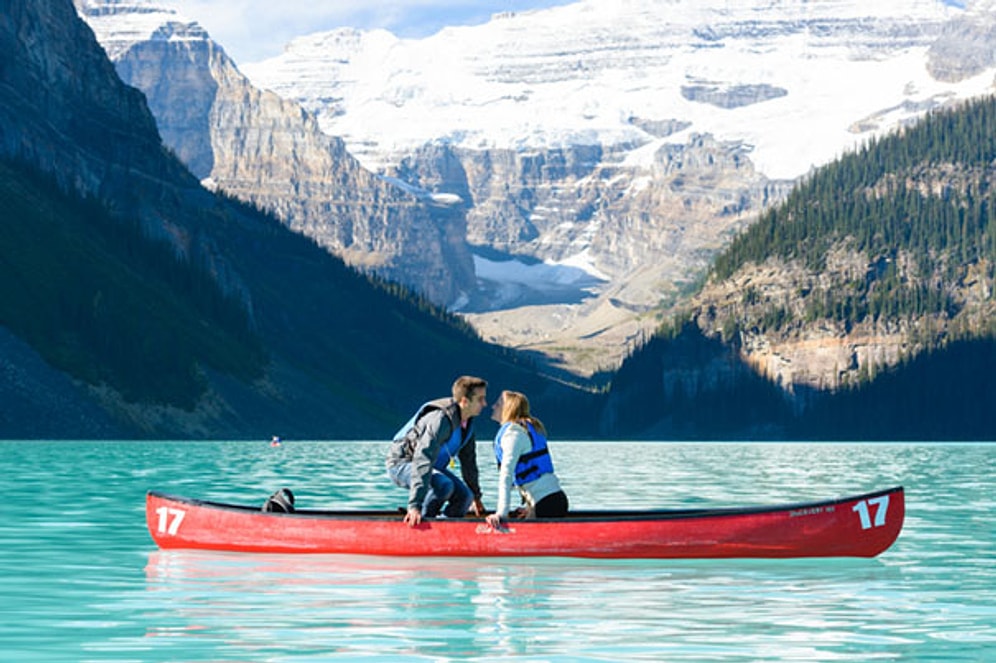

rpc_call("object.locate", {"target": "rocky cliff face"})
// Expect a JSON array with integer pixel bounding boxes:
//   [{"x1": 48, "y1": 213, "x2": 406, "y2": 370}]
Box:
[
  {"x1": 927, "y1": 0, "x2": 996, "y2": 82},
  {"x1": 1, "y1": 0, "x2": 181, "y2": 202},
  {"x1": 393, "y1": 136, "x2": 793, "y2": 375},
  {"x1": 74, "y1": 0, "x2": 475, "y2": 305},
  {"x1": 690, "y1": 253, "x2": 917, "y2": 394},
  {"x1": 691, "y1": 207, "x2": 996, "y2": 398}
]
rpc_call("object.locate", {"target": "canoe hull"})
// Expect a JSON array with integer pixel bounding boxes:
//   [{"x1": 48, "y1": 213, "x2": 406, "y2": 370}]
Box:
[{"x1": 146, "y1": 486, "x2": 904, "y2": 559}]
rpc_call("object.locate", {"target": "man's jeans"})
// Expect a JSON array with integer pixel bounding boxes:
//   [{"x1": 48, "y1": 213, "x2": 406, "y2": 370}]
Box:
[{"x1": 388, "y1": 462, "x2": 473, "y2": 517}]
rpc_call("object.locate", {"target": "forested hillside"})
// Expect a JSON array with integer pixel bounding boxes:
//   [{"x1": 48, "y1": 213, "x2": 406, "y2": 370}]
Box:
[
  {"x1": 0, "y1": 159, "x2": 264, "y2": 408},
  {"x1": 602, "y1": 94, "x2": 996, "y2": 440},
  {"x1": 712, "y1": 94, "x2": 996, "y2": 341}
]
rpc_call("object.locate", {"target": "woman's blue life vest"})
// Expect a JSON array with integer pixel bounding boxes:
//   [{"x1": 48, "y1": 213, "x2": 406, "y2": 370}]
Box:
[
  {"x1": 393, "y1": 399, "x2": 469, "y2": 471},
  {"x1": 494, "y1": 420, "x2": 555, "y2": 485}
]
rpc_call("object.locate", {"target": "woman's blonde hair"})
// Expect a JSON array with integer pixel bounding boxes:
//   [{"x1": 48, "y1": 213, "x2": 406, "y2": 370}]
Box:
[{"x1": 498, "y1": 390, "x2": 546, "y2": 434}]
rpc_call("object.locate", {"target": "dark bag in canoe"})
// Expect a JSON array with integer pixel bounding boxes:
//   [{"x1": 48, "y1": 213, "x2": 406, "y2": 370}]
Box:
[{"x1": 262, "y1": 488, "x2": 295, "y2": 513}]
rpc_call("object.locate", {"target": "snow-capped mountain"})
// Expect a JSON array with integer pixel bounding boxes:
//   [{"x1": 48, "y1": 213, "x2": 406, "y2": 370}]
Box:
[
  {"x1": 242, "y1": 0, "x2": 991, "y2": 180},
  {"x1": 237, "y1": 0, "x2": 995, "y2": 374}
]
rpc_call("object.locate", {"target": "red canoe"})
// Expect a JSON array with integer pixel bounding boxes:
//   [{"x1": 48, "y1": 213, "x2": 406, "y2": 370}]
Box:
[{"x1": 146, "y1": 486, "x2": 904, "y2": 559}]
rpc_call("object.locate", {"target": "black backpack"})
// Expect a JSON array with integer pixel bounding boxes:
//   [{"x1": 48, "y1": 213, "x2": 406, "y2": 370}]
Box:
[{"x1": 262, "y1": 488, "x2": 295, "y2": 513}]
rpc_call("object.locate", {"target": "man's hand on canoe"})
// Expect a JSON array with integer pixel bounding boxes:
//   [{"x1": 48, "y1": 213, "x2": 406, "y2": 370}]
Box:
[{"x1": 403, "y1": 499, "x2": 486, "y2": 526}]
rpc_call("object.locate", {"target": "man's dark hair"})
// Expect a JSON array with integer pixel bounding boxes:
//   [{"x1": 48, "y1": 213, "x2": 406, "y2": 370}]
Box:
[{"x1": 452, "y1": 375, "x2": 487, "y2": 401}]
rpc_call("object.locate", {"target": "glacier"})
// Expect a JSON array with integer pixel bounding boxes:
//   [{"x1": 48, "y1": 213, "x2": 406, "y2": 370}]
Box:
[{"x1": 242, "y1": 0, "x2": 994, "y2": 180}]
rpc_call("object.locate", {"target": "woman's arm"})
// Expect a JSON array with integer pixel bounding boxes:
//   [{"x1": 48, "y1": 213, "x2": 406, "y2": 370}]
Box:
[{"x1": 492, "y1": 423, "x2": 531, "y2": 519}]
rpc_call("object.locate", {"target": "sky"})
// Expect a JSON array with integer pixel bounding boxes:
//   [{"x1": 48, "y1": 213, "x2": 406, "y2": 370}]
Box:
[{"x1": 169, "y1": 0, "x2": 576, "y2": 65}]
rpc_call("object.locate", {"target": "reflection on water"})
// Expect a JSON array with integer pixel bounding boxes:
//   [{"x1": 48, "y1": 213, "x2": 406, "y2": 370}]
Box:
[{"x1": 139, "y1": 549, "x2": 958, "y2": 662}]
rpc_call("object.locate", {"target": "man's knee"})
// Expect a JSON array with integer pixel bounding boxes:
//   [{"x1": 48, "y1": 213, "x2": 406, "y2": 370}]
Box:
[{"x1": 432, "y1": 474, "x2": 455, "y2": 500}]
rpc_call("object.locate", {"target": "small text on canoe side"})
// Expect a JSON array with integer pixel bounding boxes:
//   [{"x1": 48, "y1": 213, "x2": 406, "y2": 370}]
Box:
[{"x1": 789, "y1": 505, "x2": 834, "y2": 517}]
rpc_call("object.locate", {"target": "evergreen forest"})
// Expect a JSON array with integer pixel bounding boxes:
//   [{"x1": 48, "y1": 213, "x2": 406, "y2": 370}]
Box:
[{"x1": 606, "y1": 94, "x2": 996, "y2": 440}]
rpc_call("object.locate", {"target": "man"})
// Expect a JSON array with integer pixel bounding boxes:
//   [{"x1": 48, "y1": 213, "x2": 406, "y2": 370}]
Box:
[{"x1": 386, "y1": 376, "x2": 488, "y2": 527}]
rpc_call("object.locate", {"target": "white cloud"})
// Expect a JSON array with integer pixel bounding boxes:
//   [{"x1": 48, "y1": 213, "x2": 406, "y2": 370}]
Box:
[
  {"x1": 168, "y1": 1, "x2": 360, "y2": 63},
  {"x1": 168, "y1": 0, "x2": 573, "y2": 64}
]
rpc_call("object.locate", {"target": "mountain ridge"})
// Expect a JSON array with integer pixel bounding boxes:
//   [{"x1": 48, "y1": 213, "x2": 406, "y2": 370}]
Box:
[{"x1": 2, "y1": 0, "x2": 593, "y2": 439}]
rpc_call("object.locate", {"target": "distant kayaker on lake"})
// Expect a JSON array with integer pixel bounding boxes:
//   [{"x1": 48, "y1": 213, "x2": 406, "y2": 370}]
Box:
[
  {"x1": 386, "y1": 376, "x2": 489, "y2": 527},
  {"x1": 486, "y1": 390, "x2": 568, "y2": 528}
]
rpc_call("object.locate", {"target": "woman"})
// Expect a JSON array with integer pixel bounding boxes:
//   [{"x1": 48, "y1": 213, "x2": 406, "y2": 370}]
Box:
[{"x1": 485, "y1": 390, "x2": 568, "y2": 528}]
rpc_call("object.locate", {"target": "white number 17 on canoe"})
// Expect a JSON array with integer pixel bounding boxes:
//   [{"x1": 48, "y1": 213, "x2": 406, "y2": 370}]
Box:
[
  {"x1": 852, "y1": 496, "x2": 889, "y2": 530},
  {"x1": 154, "y1": 506, "x2": 186, "y2": 535}
]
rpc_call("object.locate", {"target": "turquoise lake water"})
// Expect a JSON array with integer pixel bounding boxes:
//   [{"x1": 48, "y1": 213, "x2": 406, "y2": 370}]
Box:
[{"x1": 1, "y1": 440, "x2": 994, "y2": 661}]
